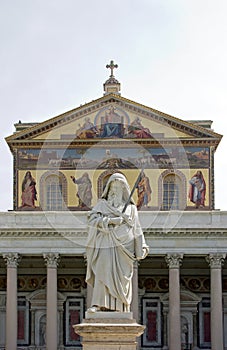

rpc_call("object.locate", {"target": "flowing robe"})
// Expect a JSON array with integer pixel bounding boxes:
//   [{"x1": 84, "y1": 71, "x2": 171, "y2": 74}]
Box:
[
  {"x1": 136, "y1": 176, "x2": 152, "y2": 209},
  {"x1": 72, "y1": 175, "x2": 92, "y2": 207},
  {"x1": 85, "y1": 199, "x2": 148, "y2": 311},
  {"x1": 21, "y1": 178, "x2": 37, "y2": 207},
  {"x1": 189, "y1": 175, "x2": 206, "y2": 207}
]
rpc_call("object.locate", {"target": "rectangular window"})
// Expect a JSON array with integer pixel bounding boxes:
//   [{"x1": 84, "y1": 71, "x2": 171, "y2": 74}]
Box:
[
  {"x1": 198, "y1": 298, "x2": 211, "y2": 348},
  {"x1": 17, "y1": 297, "x2": 29, "y2": 346},
  {"x1": 64, "y1": 297, "x2": 84, "y2": 346},
  {"x1": 142, "y1": 297, "x2": 162, "y2": 347}
]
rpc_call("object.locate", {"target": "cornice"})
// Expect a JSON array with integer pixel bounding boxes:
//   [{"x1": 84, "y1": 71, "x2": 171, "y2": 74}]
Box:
[
  {"x1": 144, "y1": 229, "x2": 227, "y2": 237},
  {"x1": 1, "y1": 211, "x2": 227, "y2": 228},
  {"x1": 8, "y1": 136, "x2": 219, "y2": 146},
  {"x1": 0, "y1": 229, "x2": 227, "y2": 239}
]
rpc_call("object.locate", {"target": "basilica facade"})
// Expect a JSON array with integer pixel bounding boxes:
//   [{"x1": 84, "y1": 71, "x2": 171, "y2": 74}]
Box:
[{"x1": 1, "y1": 62, "x2": 227, "y2": 350}]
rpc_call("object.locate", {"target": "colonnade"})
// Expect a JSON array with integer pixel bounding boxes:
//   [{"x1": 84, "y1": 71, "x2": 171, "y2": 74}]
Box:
[
  {"x1": 2, "y1": 252, "x2": 226, "y2": 350},
  {"x1": 3, "y1": 252, "x2": 59, "y2": 350}
]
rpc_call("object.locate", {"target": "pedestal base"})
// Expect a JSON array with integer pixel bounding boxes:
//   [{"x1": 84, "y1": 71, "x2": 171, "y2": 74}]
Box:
[{"x1": 73, "y1": 312, "x2": 145, "y2": 350}]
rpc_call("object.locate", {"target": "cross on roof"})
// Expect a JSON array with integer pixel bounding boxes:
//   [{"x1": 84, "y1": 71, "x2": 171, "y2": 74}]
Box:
[{"x1": 106, "y1": 60, "x2": 118, "y2": 77}]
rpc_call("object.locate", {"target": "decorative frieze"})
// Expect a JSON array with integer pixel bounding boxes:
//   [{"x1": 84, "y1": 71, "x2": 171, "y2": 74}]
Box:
[
  {"x1": 0, "y1": 274, "x2": 86, "y2": 292},
  {"x1": 0, "y1": 230, "x2": 87, "y2": 238},
  {"x1": 139, "y1": 276, "x2": 213, "y2": 292},
  {"x1": 205, "y1": 253, "x2": 226, "y2": 269},
  {"x1": 165, "y1": 253, "x2": 183, "y2": 269},
  {"x1": 3, "y1": 252, "x2": 21, "y2": 268}
]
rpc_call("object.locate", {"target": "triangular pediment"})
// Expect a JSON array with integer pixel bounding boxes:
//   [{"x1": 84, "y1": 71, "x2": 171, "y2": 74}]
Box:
[{"x1": 6, "y1": 94, "x2": 222, "y2": 149}]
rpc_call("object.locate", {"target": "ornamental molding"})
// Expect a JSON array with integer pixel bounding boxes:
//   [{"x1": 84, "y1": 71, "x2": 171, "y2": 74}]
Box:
[
  {"x1": 9, "y1": 138, "x2": 218, "y2": 148},
  {"x1": 1, "y1": 229, "x2": 227, "y2": 240},
  {"x1": 0, "y1": 230, "x2": 87, "y2": 238},
  {"x1": 144, "y1": 229, "x2": 227, "y2": 237},
  {"x1": 1, "y1": 229, "x2": 227, "y2": 239}
]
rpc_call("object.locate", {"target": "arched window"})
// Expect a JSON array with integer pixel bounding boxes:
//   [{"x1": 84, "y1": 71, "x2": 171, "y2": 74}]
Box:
[
  {"x1": 162, "y1": 174, "x2": 180, "y2": 210},
  {"x1": 45, "y1": 176, "x2": 63, "y2": 210},
  {"x1": 40, "y1": 171, "x2": 67, "y2": 211},
  {"x1": 158, "y1": 170, "x2": 187, "y2": 210}
]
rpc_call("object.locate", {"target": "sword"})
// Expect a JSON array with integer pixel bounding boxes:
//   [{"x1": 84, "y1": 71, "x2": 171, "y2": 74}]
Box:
[{"x1": 122, "y1": 167, "x2": 144, "y2": 213}]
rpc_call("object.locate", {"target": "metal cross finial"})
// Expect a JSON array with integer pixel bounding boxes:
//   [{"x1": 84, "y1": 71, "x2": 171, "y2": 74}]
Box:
[{"x1": 106, "y1": 60, "x2": 118, "y2": 77}]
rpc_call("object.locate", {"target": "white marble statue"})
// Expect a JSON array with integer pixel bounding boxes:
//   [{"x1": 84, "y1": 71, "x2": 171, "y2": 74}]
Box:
[{"x1": 85, "y1": 172, "x2": 149, "y2": 312}]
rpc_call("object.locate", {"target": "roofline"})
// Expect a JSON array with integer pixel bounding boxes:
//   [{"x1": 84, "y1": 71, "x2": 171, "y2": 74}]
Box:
[{"x1": 5, "y1": 93, "x2": 223, "y2": 144}]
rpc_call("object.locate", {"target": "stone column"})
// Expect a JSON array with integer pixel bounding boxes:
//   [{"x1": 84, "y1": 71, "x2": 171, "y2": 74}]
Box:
[
  {"x1": 165, "y1": 253, "x2": 183, "y2": 350},
  {"x1": 206, "y1": 253, "x2": 226, "y2": 350},
  {"x1": 3, "y1": 252, "x2": 20, "y2": 350},
  {"x1": 131, "y1": 261, "x2": 139, "y2": 322},
  {"x1": 86, "y1": 284, "x2": 93, "y2": 309},
  {"x1": 43, "y1": 253, "x2": 60, "y2": 350}
]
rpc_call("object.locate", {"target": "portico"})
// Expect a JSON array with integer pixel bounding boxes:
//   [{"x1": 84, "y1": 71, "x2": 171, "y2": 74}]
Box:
[{"x1": 0, "y1": 211, "x2": 227, "y2": 349}]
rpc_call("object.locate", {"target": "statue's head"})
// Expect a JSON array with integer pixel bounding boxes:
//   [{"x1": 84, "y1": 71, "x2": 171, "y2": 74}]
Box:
[{"x1": 101, "y1": 173, "x2": 134, "y2": 204}]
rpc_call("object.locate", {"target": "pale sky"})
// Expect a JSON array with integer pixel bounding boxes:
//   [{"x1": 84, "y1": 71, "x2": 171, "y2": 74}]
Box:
[{"x1": 0, "y1": 0, "x2": 227, "y2": 211}]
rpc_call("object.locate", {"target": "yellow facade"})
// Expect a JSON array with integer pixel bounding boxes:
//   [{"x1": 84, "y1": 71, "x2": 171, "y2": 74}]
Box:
[{"x1": 6, "y1": 94, "x2": 220, "y2": 212}]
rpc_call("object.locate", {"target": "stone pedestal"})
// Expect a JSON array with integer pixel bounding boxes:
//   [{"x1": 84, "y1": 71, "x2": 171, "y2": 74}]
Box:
[{"x1": 73, "y1": 312, "x2": 145, "y2": 350}]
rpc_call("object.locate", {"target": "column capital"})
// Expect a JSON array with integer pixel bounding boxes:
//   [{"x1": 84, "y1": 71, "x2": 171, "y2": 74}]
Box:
[
  {"x1": 3, "y1": 252, "x2": 21, "y2": 268},
  {"x1": 165, "y1": 253, "x2": 183, "y2": 269},
  {"x1": 205, "y1": 253, "x2": 226, "y2": 268},
  {"x1": 43, "y1": 253, "x2": 60, "y2": 268}
]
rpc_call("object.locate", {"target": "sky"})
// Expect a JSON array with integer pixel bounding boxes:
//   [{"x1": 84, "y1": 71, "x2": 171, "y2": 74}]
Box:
[{"x1": 0, "y1": 0, "x2": 227, "y2": 211}]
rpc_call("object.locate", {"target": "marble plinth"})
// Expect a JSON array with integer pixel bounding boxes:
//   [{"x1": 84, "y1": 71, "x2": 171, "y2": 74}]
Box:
[
  {"x1": 85, "y1": 311, "x2": 133, "y2": 319},
  {"x1": 73, "y1": 312, "x2": 145, "y2": 350}
]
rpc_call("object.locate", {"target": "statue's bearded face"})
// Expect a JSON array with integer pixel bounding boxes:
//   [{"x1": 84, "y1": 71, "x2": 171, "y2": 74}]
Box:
[{"x1": 107, "y1": 180, "x2": 124, "y2": 207}]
